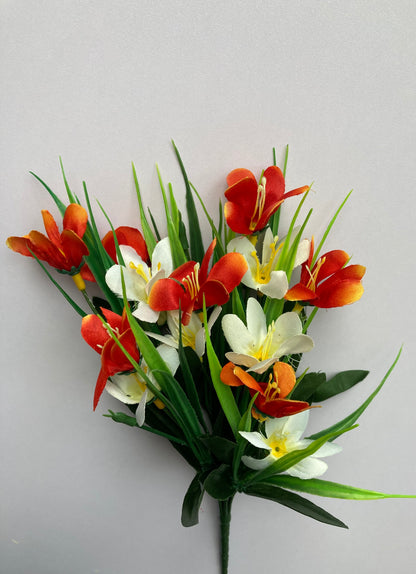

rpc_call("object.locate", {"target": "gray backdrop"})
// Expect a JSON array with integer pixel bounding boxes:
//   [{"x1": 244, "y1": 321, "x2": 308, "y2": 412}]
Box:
[{"x1": 1, "y1": 2, "x2": 415, "y2": 573}]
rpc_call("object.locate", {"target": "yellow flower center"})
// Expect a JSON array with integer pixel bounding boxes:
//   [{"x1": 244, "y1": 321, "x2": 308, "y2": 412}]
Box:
[
  {"x1": 249, "y1": 177, "x2": 267, "y2": 231},
  {"x1": 252, "y1": 322, "x2": 275, "y2": 361},
  {"x1": 251, "y1": 240, "x2": 283, "y2": 285},
  {"x1": 268, "y1": 435, "x2": 289, "y2": 459}
]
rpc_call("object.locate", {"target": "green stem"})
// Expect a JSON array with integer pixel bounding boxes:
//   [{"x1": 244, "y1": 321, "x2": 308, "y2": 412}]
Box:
[{"x1": 218, "y1": 497, "x2": 233, "y2": 574}]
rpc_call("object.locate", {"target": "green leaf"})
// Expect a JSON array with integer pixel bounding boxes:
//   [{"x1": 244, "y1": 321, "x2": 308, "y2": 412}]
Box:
[
  {"x1": 172, "y1": 140, "x2": 205, "y2": 263},
  {"x1": 30, "y1": 171, "x2": 67, "y2": 216},
  {"x1": 289, "y1": 372, "x2": 326, "y2": 402},
  {"x1": 177, "y1": 325, "x2": 208, "y2": 431},
  {"x1": 156, "y1": 165, "x2": 187, "y2": 268},
  {"x1": 191, "y1": 183, "x2": 225, "y2": 257},
  {"x1": 59, "y1": 157, "x2": 78, "y2": 204},
  {"x1": 29, "y1": 251, "x2": 86, "y2": 317},
  {"x1": 308, "y1": 348, "x2": 402, "y2": 441},
  {"x1": 311, "y1": 370, "x2": 369, "y2": 402},
  {"x1": 181, "y1": 474, "x2": 205, "y2": 527},
  {"x1": 262, "y1": 475, "x2": 416, "y2": 500},
  {"x1": 104, "y1": 410, "x2": 137, "y2": 426},
  {"x1": 132, "y1": 162, "x2": 157, "y2": 256},
  {"x1": 245, "y1": 483, "x2": 348, "y2": 528},
  {"x1": 311, "y1": 190, "x2": 353, "y2": 267},
  {"x1": 201, "y1": 436, "x2": 236, "y2": 465},
  {"x1": 204, "y1": 465, "x2": 236, "y2": 500},
  {"x1": 203, "y1": 300, "x2": 241, "y2": 437}
]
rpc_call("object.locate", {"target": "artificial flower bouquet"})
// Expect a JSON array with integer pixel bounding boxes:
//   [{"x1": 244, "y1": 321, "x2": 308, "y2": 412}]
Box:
[{"x1": 7, "y1": 144, "x2": 412, "y2": 573}]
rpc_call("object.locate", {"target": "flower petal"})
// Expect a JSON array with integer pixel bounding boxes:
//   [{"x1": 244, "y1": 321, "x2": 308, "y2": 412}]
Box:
[
  {"x1": 63, "y1": 204, "x2": 88, "y2": 237},
  {"x1": 239, "y1": 431, "x2": 271, "y2": 450},
  {"x1": 226, "y1": 168, "x2": 256, "y2": 187},
  {"x1": 259, "y1": 270, "x2": 288, "y2": 299}
]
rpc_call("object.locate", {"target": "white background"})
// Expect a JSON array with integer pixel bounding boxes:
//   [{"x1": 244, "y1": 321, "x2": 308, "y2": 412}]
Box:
[{"x1": 1, "y1": 2, "x2": 415, "y2": 573}]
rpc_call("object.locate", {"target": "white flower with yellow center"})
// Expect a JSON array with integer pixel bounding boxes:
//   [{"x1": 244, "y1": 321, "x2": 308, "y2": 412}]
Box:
[
  {"x1": 105, "y1": 237, "x2": 173, "y2": 323},
  {"x1": 227, "y1": 228, "x2": 310, "y2": 299},
  {"x1": 105, "y1": 344, "x2": 179, "y2": 426},
  {"x1": 240, "y1": 410, "x2": 342, "y2": 478},
  {"x1": 222, "y1": 297, "x2": 313, "y2": 374},
  {"x1": 147, "y1": 307, "x2": 221, "y2": 358}
]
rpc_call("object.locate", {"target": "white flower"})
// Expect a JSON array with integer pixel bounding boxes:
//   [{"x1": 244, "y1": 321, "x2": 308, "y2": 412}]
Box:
[
  {"x1": 105, "y1": 237, "x2": 173, "y2": 323},
  {"x1": 227, "y1": 229, "x2": 310, "y2": 299},
  {"x1": 105, "y1": 344, "x2": 179, "y2": 426},
  {"x1": 240, "y1": 410, "x2": 342, "y2": 478},
  {"x1": 147, "y1": 307, "x2": 221, "y2": 358},
  {"x1": 222, "y1": 297, "x2": 314, "y2": 374}
]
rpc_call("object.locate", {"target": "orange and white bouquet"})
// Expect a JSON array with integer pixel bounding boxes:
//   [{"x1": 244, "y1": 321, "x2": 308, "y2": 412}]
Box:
[{"x1": 7, "y1": 144, "x2": 412, "y2": 573}]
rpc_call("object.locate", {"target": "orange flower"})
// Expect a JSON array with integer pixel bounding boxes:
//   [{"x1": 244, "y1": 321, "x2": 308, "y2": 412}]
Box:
[
  {"x1": 7, "y1": 204, "x2": 88, "y2": 274},
  {"x1": 285, "y1": 239, "x2": 366, "y2": 308},
  {"x1": 148, "y1": 239, "x2": 248, "y2": 325},
  {"x1": 80, "y1": 225, "x2": 149, "y2": 282},
  {"x1": 220, "y1": 361, "x2": 310, "y2": 418},
  {"x1": 224, "y1": 166, "x2": 308, "y2": 235},
  {"x1": 81, "y1": 308, "x2": 140, "y2": 410}
]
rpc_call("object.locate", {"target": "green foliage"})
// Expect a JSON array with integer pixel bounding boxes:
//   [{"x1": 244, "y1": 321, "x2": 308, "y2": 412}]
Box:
[
  {"x1": 245, "y1": 483, "x2": 348, "y2": 528},
  {"x1": 181, "y1": 474, "x2": 205, "y2": 527},
  {"x1": 311, "y1": 370, "x2": 369, "y2": 402}
]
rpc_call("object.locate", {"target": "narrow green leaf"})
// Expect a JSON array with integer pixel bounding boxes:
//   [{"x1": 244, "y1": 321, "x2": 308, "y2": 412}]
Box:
[
  {"x1": 59, "y1": 157, "x2": 78, "y2": 204},
  {"x1": 104, "y1": 410, "x2": 189, "y2": 445},
  {"x1": 132, "y1": 162, "x2": 157, "y2": 256},
  {"x1": 181, "y1": 474, "x2": 205, "y2": 527},
  {"x1": 233, "y1": 393, "x2": 258, "y2": 481},
  {"x1": 147, "y1": 208, "x2": 161, "y2": 241},
  {"x1": 172, "y1": 140, "x2": 205, "y2": 262},
  {"x1": 30, "y1": 171, "x2": 67, "y2": 216},
  {"x1": 178, "y1": 321, "x2": 208, "y2": 431},
  {"x1": 308, "y1": 349, "x2": 402, "y2": 440},
  {"x1": 311, "y1": 370, "x2": 369, "y2": 402},
  {"x1": 204, "y1": 465, "x2": 236, "y2": 500},
  {"x1": 191, "y1": 183, "x2": 225, "y2": 257},
  {"x1": 311, "y1": 190, "x2": 353, "y2": 267},
  {"x1": 231, "y1": 287, "x2": 246, "y2": 323},
  {"x1": 203, "y1": 301, "x2": 240, "y2": 437},
  {"x1": 245, "y1": 483, "x2": 348, "y2": 528},
  {"x1": 29, "y1": 251, "x2": 86, "y2": 317},
  {"x1": 262, "y1": 475, "x2": 416, "y2": 500},
  {"x1": 156, "y1": 164, "x2": 187, "y2": 267}
]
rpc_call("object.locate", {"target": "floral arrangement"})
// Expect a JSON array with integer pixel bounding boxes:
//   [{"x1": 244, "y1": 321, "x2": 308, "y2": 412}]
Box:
[{"x1": 7, "y1": 144, "x2": 413, "y2": 573}]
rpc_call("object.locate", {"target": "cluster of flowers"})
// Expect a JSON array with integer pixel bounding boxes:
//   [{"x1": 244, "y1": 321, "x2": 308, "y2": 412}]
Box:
[{"x1": 7, "y1": 148, "x2": 408, "y2": 573}]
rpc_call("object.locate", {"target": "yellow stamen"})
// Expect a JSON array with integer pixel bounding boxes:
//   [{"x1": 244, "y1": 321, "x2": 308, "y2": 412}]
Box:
[
  {"x1": 182, "y1": 263, "x2": 200, "y2": 299},
  {"x1": 305, "y1": 256, "x2": 326, "y2": 291},
  {"x1": 252, "y1": 322, "x2": 275, "y2": 361},
  {"x1": 72, "y1": 272, "x2": 86, "y2": 291},
  {"x1": 249, "y1": 177, "x2": 267, "y2": 231},
  {"x1": 251, "y1": 240, "x2": 283, "y2": 285},
  {"x1": 129, "y1": 261, "x2": 149, "y2": 282}
]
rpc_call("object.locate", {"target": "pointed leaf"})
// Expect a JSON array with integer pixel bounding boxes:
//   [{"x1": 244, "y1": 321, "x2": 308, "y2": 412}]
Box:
[
  {"x1": 181, "y1": 474, "x2": 205, "y2": 527},
  {"x1": 245, "y1": 483, "x2": 348, "y2": 528},
  {"x1": 172, "y1": 140, "x2": 205, "y2": 262},
  {"x1": 308, "y1": 349, "x2": 402, "y2": 440},
  {"x1": 311, "y1": 370, "x2": 369, "y2": 402},
  {"x1": 262, "y1": 475, "x2": 416, "y2": 500}
]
